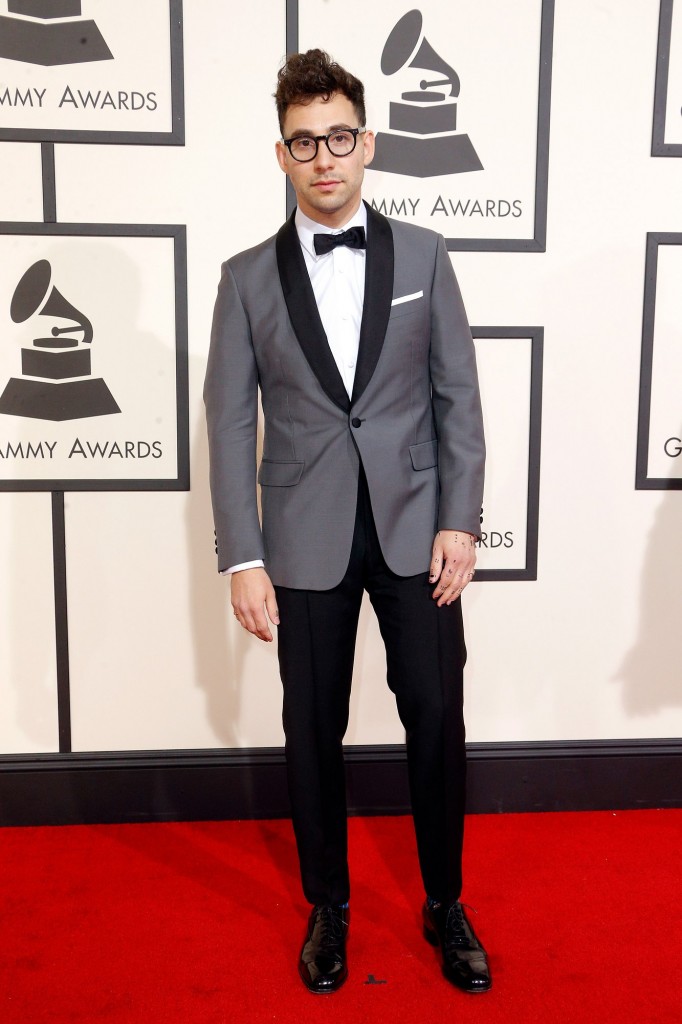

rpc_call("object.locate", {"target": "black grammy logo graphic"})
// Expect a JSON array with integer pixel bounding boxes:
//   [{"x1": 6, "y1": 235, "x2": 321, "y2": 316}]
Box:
[
  {"x1": 0, "y1": 0, "x2": 112, "y2": 66},
  {"x1": 371, "y1": 9, "x2": 483, "y2": 178},
  {"x1": 0, "y1": 259, "x2": 120, "y2": 421}
]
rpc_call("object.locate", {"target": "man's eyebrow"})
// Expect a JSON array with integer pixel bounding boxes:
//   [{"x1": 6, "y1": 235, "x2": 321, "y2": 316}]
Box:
[{"x1": 286, "y1": 123, "x2": 354, "y2": 138}]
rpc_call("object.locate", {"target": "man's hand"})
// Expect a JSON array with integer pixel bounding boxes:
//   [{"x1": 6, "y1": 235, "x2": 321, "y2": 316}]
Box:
[
  {"x1": 231, "y1": 567, "x2": 280, "y2": 642},
  {"x1": 429, "y1": 530, "x2": 477, "y2": 607}
]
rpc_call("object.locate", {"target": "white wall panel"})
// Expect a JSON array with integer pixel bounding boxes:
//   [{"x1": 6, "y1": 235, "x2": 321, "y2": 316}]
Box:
[
  {"x1": 0, "y1": 494, "x2": 58, "y2": 752},
  {"x1": 65, "y1": 488, "x2": 284, "y2": 750},
  {"x1": 58, "y1": 0, "x2": 288, "y2": 751},
  {"x1": 0, "y1": 143, "x2": 42, "y2": 221}
]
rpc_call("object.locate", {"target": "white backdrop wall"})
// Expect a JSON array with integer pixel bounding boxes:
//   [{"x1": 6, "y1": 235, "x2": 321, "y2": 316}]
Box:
[{"x1": 1, "y1": 0, "x2": 681, "y2": 757}]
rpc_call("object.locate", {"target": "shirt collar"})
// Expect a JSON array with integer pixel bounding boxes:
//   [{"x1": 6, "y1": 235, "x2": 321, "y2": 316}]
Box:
[{"x1": 295, "y1": 202, "x2": 368, "y2": 261}]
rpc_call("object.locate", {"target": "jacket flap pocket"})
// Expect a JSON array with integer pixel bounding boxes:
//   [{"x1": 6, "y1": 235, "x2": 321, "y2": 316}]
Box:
[
  {"x1": 409, "y1": 439, "x2": 438, "y2": 471},
  {"x1": 258, "y1": 459, "x2": 304, "y2": 486}
]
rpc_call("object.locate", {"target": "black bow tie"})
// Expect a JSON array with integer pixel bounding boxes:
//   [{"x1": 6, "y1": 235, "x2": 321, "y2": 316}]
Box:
[{"x1": 313, "y1": 225, "x2": 366, "y2": 256}]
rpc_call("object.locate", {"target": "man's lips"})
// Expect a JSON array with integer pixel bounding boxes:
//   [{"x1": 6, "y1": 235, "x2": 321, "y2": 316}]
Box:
[{"x1": 313, "y1": 179, "x2": 342, "y2": 190}]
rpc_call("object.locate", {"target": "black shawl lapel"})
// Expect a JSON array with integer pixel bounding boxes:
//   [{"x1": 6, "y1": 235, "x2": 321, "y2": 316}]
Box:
[
  {"x1": 275, "y1": 212, "x2": 350, "y2": 413},
  {"x1": 350, "y1": 202, "x2": 395, "y2": 405}
]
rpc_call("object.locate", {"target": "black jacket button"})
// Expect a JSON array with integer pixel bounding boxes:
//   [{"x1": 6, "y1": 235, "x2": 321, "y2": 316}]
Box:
[{"x1": 351, "y1": 417, "x2": 362, "y2": 428}]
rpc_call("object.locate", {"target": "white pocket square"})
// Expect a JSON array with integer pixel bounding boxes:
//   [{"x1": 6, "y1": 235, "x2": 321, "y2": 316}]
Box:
[{"x1": 391, "y1": 290, "x2": 424, "y2": 307}]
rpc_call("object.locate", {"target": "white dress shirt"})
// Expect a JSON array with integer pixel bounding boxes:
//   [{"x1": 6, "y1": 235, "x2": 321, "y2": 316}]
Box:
[{"x1": 226, "y1": 204, "x2": 367, "y2": 575}]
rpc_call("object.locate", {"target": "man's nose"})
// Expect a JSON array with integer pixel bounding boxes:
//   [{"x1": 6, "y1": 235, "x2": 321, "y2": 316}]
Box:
[{"x1": 313, "y1": 141, "x2": 335, "y2": 171}]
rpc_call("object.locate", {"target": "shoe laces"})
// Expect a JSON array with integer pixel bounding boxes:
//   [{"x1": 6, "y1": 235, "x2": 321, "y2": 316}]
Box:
[
  {"x1": 315, "y1": 905, "x2": 347, "y2": 950},
  {"x1": 444, "y1": 901, "x2": 472, "y2": 950}
]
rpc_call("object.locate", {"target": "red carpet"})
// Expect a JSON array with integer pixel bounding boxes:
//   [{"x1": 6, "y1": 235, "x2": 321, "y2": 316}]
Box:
[{"x1": 1, "y1": 810, "x2": 681, "y2": 1023}]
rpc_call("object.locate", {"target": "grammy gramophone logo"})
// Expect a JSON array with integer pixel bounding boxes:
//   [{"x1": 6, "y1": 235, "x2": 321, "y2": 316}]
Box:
[
  {"x1": 371, "y1": 9, "x2": 483, "y2": 178},
  {"x1": 0, "y1": 0, "x2": 112, "y2": 67},
  {"x1": 0, "y1": 259, "x2": 120, "y2": 422}
]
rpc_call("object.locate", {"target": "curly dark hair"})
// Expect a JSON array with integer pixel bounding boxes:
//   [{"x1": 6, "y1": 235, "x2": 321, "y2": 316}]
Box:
[{"x1": 275, "y1": 49, "x2": 366, "y2": 135}]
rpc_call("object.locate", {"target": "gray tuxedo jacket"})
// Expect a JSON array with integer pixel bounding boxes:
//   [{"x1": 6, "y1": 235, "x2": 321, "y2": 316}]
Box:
[{"x1": 204, "y1": 203, "x2": 485, "y2": 590}]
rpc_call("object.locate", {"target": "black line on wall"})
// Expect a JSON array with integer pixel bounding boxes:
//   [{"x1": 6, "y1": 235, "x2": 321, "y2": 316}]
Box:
[
  {"x1": 532, "y1": 0, "x2": 554, "y2": 252},
  {"x1": 652, "y1": 0, "x2": 679, "y2": 157},
  {"x1": 284, "y1": 0, "x2": 298, "y2": 217},
  {"x1": 286, "y1": 0, "x2": 298, "y2": 55},
  {"x1": 526, "y1": 329, "x2": 544, "y2": 577},
  {"x1": 41, "y1": 143, "x2": 56, "y2": 223},
  {"x1": 169, "y1": 0, "x2": 186, "y2": 145},
  {"x1": 636, "y1": 233, "x2": 658, "y2": 488},
  {"x1": 174, "y1": 227, "x2": 190, "y2": 488},
  {"x1": 51, "y1": 492, "x2": 72, "y2": 753},
  {"x1": 41, "y1": 142, "x2": 72, "y2": 750}
]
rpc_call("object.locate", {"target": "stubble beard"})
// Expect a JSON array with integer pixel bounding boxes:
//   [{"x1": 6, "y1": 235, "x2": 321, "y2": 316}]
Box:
[{"x1": 299, "y1": 177, "x2": 364, "y2": 225}]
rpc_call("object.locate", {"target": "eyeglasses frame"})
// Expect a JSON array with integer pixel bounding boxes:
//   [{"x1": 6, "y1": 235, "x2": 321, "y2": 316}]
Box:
[{"x1": 281, "y1": 127, "x2": 366, "y2": 163}]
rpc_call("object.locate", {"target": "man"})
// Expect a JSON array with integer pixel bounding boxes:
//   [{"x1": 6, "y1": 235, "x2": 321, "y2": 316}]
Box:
[{"x1": 204, "y1": 49, "x2": 490, "y2": 995}]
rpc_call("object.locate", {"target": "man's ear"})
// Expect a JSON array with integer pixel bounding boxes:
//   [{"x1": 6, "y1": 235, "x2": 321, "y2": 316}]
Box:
[
  {"x1": 275, "y1": 141, "x2": 289, "y2": 175},
  {"x1": 362, "y1": 130, "x2": 376, "y2": 167}
]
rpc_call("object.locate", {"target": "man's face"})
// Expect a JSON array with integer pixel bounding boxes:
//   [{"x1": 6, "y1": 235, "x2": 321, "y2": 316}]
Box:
[{"x1": 276, "y1": 92, "x2": 375, "y2": 228}]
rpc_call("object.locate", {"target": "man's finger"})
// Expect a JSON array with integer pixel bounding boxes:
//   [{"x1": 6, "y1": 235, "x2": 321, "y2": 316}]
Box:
[
  {"x1": 232, "y1": 600, "x2": 272, "y2": 642},
  {"x1": 437, "y1": 581, "x2": 463, "y2": 607},
  {"x1": 266, "y1": 590, "x2": 280, "y2": 627},
  {"x1": 433, "y1": 561, "x2": 467, "y2": 605},
  {"x1": 250, "y1": 605, "x2": 273, "y2": 642},
  {"x1": 249, "y1": 616, "x2": 272, "y2": 642},
  {"x1": 436, "y1": 580, "x2": 459, "y2": 605},
  {"x1": 432, "y1": 555, "x2": 456, "y2": 597},
  {"x1": 429, "y1": 545, "x2": 444, "y2": 582}
]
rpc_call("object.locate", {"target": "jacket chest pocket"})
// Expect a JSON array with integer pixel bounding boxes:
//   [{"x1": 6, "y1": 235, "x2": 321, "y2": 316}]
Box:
[{"x1": 389, "y1": 291, "x2": 425, "y2": 320}]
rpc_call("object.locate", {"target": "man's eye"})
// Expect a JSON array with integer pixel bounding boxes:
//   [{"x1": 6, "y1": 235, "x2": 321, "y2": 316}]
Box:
[{"x1": 295, "y1": 138, "x2": 314, "y2": 149}]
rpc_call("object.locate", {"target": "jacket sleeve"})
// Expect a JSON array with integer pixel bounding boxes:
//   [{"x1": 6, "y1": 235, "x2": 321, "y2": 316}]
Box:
[
  {"x1": 204, "y1": 260, "x2": 265, "y2": 572},
  {"x1": 429, "y1": 236, "x2": 485, "y2": 537}
]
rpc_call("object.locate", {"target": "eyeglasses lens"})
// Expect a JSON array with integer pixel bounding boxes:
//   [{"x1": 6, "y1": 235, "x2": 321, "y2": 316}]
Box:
[{"x1": 290, "y1": 131, "x2": 357, "y2": 162}]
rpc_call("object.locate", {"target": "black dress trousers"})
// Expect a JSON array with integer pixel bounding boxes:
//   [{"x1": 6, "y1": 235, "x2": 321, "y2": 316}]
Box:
[{"x1": 275, "y1": 470, "x2": 467, "y2": 907}]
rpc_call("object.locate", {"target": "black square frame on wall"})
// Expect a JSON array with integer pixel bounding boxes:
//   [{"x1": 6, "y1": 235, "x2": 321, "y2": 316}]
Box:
[
  {"x1": 636, "y1": 232, "x2": 682, "y2": 490},
  {"x1": 471, "y1": 327, "x2": 543, "y2": 581},
  {"x1": 0, "y1": 0, "x2": 184, "y2": 145},
  {"x1": 0, "y1": 221, "x2": 189, "y2": 492},
  {"x1": 285, "y1": 0, "x2": 554, "y2": 252}
]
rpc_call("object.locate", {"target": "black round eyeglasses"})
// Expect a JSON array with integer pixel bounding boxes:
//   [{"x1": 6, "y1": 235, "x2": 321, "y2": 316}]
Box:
[{"x1": 281, "y1": 128, "x2": 366, "y2": 163}]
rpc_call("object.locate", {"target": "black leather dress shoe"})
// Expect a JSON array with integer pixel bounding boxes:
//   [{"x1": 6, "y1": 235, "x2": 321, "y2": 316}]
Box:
[
  {"x1": 423, "y1": 900, "x2": 492, "y2": 993},
  {"x1": 298, "y1": 904, "x2": 349, "y2": 994}
]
